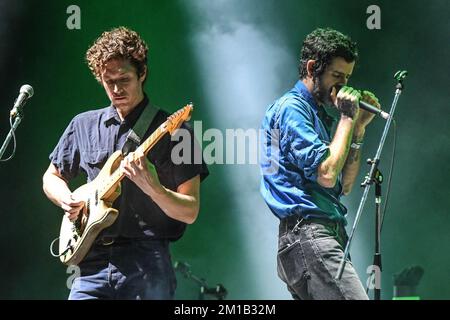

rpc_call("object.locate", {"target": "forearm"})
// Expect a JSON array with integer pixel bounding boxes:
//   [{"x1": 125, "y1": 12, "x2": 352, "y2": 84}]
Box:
[
  {"x1": 341, "y1": 128, "x2": 365, "y2": 194},
  {"x1": 146, "y1": 186, "x2": 199, "y2": 224},
  {"x1": 43, "y1": 170, "x2": 71, "y2": 208},
  {"x1": 121, "y1": 152, "x2": 201, "y2": 224},
  {"x1": 317, "y1": 115, "x2": 355, "y2": 188}
]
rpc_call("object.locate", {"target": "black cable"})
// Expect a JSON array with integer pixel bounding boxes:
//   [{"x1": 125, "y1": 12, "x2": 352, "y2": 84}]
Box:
[{"x1": 380, "y1": 118, "x2": 397, "y2": 230}]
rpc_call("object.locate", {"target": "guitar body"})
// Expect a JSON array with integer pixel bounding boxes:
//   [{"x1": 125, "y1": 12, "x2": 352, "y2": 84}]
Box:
[{"x1": 58, "y1": 151, "x2": 123, "y2": 265}]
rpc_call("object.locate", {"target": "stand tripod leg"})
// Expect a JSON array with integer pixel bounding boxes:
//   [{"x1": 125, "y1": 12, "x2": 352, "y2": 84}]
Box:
[{"x1": 372, "y1": 169, "x2": 383, "y2": 300}]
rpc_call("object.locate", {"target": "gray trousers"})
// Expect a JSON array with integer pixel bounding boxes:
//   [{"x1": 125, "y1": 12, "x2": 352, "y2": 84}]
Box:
[{"x1": 277, "y1": 216, "x2": 369, "y2": 300}]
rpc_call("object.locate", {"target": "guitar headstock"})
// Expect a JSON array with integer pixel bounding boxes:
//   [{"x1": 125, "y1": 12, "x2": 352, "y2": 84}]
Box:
[{"x1": 167, "y1": 103, "x2": 194, "y2": 135}]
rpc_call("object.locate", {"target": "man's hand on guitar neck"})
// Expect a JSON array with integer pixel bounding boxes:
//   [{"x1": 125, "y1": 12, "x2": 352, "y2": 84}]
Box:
[
  {"x1": 121, "y1": 150, "x2": 200, "y2": 224},
  {"x1": 121, "y1": 150, "x2": 164, "y2": 197}
]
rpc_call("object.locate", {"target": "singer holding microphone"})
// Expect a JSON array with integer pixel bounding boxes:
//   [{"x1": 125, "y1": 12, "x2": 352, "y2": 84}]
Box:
[{"x1": 260, "y1": 28, "x2": 382, "y2": 300}]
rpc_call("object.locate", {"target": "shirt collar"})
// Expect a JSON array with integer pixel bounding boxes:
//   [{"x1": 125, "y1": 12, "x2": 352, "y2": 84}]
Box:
[
  {"x1": 104, "y1": 94, "x2": 149, "y2": 126},
  {"x1": 294, "y1": 80, "x2": 339, "y2": 121},
  {"x1": 294, "y1": 80, "x2": 320, "y2": 114},
  {"x1": 105, "y1": 105, "x2": 120, "y2": 125},
  {"x1": 294, "y1": 80, "x2": 338, "y2": 136}
]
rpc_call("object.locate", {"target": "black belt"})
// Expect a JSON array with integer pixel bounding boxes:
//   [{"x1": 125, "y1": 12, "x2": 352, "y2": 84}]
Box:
[
  {"x1": 279, "y1": 214, "x2": 342, "y2": 234},
  {"x1": 95, "y1": 236, "x2": 133, "y2": 246},
  {"x1": 94, "y1": 236, "x2": 169, "y2": 246}
]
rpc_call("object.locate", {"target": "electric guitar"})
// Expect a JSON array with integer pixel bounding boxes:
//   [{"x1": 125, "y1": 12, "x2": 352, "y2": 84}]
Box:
[{"x1": 54, "y1": 104, "x2": 193, "y2": 265}]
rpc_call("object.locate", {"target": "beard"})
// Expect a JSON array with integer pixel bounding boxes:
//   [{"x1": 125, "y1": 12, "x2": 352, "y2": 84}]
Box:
[{"x1": 312, "y1": 76, "x2": 336, "y2": 107}]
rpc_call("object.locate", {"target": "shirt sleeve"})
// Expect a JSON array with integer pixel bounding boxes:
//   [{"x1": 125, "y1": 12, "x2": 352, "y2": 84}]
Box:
[
  {"x1": 169, "y1": 121, "x2": 209, "y2": 188},
  {"x1": 279, "y1": 102, "x2": 329, "y2": 182},
  {"x1": 49, "y1": 118, "x2": 80, "y2": 181}
]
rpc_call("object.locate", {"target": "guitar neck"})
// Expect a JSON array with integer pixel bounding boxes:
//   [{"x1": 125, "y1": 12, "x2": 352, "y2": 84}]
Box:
[
  {"x1": 135, "y1": 122, "x2": 168, "y2": 157},
  {"x1": 98, "y1": 122, "x2": 168, "y2": 200}
]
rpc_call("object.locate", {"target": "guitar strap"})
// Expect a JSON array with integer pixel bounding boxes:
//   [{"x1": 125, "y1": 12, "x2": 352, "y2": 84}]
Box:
[{"x1": 122, "y1": 102, "x2": 160, "y2": 155}]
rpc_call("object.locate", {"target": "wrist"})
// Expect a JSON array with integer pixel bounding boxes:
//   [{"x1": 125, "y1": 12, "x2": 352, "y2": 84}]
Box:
[
  {"x1": 59, "y1": 191, "x2": 72, "y2": 206},
  {"x1": 353, "y1": 127, "x2": 365, "y2": 143},
  {"x1": 341, "y1": 112, "x2": 356, "y2": 123},
  {"x1": 350, "y1": 141, "x2": 363, "y2": 150},
  {"x1": 340, "y1": 114, "x2": 357, "y2": 125}
]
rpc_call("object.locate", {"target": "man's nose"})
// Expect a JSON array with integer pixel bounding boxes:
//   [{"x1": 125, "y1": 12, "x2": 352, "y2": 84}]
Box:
[{"x1": 113, "y1": 84, "x2": 120, "y2": 93}]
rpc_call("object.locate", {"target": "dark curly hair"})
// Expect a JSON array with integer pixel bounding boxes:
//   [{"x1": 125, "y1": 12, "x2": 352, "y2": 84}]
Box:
[
  {"x1": 86, "y1": 26, "x2": 148, "y2": 83},
  {"x1": 299, "y1": 28, "x2": 358, "y2": 79}
]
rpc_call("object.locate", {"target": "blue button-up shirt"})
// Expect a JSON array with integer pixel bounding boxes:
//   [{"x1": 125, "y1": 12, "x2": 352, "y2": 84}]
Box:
[{"x1": 260, "y1": 81, "x2": 348, "y2": 225}]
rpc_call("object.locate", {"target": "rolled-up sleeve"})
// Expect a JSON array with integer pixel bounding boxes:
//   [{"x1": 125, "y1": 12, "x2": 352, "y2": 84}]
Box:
[
  {"x1": 171, "y1": 122, "x2": 209, "y2": 187},
  {"x1": 279, "y1": 102, "x2": 329, "y2": 182},
  {"x1": 49, "y1": 118, "x2": 80, "y2": 181}
]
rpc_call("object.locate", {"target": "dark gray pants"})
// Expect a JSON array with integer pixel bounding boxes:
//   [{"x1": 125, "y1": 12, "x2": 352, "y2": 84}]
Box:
[{"x1": 277, "y1": 216, "x2": 369, "y2": 300}]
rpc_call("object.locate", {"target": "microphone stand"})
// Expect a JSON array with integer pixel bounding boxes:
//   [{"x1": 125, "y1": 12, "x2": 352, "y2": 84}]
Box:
[
  {"x1": 0, "y1": 112, "x2": 23, "y2": 161},
  {"x1": 174, "y1": 261, "x2": 228, "y2": 300},
  {"x1": 335, "y1": 71, "x2": 408, "y2": 300}
]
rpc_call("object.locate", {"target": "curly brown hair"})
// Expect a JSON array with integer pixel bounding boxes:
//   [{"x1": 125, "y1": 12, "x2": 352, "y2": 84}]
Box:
[{"x1": 86, "y1": 26, "x2": 148, "y2": 83}]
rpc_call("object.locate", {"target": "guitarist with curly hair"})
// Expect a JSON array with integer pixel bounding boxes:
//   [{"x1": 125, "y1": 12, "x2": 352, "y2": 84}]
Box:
[{"x1": 43, "y1": 27, "x2": 208, "y2": 300}]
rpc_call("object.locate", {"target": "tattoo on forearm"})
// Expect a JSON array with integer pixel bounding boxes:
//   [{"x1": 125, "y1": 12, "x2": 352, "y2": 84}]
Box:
[{"x1": 347, "y1": 148, "x2": 360, "y2": 164}]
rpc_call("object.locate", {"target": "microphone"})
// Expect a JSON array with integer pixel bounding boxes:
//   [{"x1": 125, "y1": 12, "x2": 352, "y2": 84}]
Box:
[
  {"x1": 359, "y1": 100, "x2": 390, "y2": 120},
  {"x1": 334, "y1": 86, "x2": 390, "y2": 120},
  {"x1": 10, "y1": 84, "x2": 34, "y2": 118}
]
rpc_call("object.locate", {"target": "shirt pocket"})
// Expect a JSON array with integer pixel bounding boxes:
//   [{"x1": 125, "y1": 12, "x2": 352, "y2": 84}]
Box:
[{"x1": 81, "y1": 149, "x2": 110, "y2": 170}]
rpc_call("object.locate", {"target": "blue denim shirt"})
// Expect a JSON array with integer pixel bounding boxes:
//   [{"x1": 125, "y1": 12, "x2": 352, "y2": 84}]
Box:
[{"x1": 260, "y1": 81, "x2": 348, "y2": 225}]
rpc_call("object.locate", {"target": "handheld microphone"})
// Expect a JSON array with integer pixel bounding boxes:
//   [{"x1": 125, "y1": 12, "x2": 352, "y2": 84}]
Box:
[
  {"x1": 359, "y1": 99, "x2": 390, "y2": 120},
  {"x1": 10, "y1": 84, "x2": 34, "y2": 118},
  {"x1": 334, "y1": 86, "x2": 390, "y2": 120}
]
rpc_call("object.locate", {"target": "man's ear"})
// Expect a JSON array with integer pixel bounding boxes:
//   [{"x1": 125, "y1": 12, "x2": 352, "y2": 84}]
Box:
[
  {"x1": 139, "y1": 65, "x2": 148, "y2": 82},
  {"x1": 306, "y1": 60, "x2": 316, "y2": 78}
]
